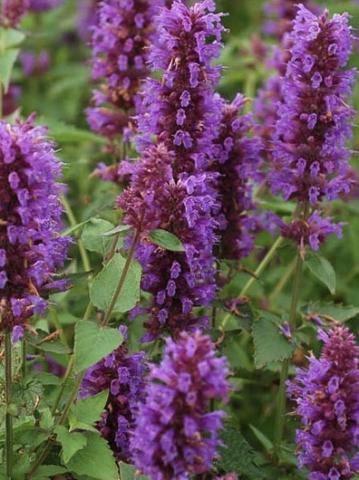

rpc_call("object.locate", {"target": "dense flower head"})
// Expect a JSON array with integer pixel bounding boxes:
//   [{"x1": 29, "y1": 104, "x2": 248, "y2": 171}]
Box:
[
  {"x1": 270, "y1": 6, "x2": 357, "y2": 249},
  {"x1": 263, "y1": 0, "x2": 321, "y2": 40},
  {"x1": 119, "y1": 0, "x2": 225, "y2": 340},
  {"x1": 131, "y1": 330, "x2": 230, "y2": 479},
  {"x1": 29, "y1": 0, "x2": 63, "y2": 11},
  {"x1": 80, "y1": 326, "x2": 146, "y2": 461},
  {"x1": 214, "y1": 94, "x2": 262, "y2": 260},
  {"x1": 0, "y1": 0, "x2": 30, "y2": 26},
  {"x1": 288, "y1": 326, "x2": 359, "y2": 479},
  {"x1": 0, "y1": 116, "x2": 70, "y2": 335},
  {"x1": 77, "y1": 0, "x2": 99, "y2": 41},
  {"x1": 86, "y1": 0, "x2": 164, "y2": 141}
]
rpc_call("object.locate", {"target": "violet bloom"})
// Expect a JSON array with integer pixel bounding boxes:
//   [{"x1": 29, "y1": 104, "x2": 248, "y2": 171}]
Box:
[
  {"x1": 86, "y1": 0, "x2": 164, "y2": 142},
  {"x1": 0, "y1": 116, "x2": 70, "y2": 335},
  {"x1": 119, "y1": 0, "x2": 224, "y2": 341},
  {"x1": 131, "y1": 330, "x2": 230, "y2": 479},
  {"x1": 20, "y1": 50, "x2": 50, "y2": 76},
  {"x1": 288, "y1": 326, "x2": 359, "y2": 479},
  {"x1": 0, "y1": 0, "x2": 29, "y2": 26},
  {"x1": 29, "y1": 0, "x2": 63, "y2": 11},
  {"x1": 77, "y1": 0, "x2": 99, "y2": 42},
  {"x1": 270, "y1": 6, "x2": 356, "y2": 250},
  {"x1": 80, "y1": 327, "x2": 146, "y2": 462},
  {"x1": 214, "y1": 94, "x2": 261, "y2": 260}
]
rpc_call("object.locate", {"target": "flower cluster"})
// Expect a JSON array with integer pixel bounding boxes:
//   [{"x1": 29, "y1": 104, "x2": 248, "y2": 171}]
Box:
[
  {"x1": 80, "y1": 327, "x2": 146, "y2": 462},
  {"x1": 0, "y1": 116, "x2": 70, "y2": 336},
  {"x1": 270, "y1": 6, "x2": 356, "y2": 249},
  {"x1": 20, "y1": 50, "x2": 50, "y2": 76},
  {"x1": 214, "y1": 94, "x2": 261, "y2": 260},
  {"x1": 131, "y1": 330, "x2": 230, "y2": 479},
  {"x1": 119, "y1": 0, "x2": 224, "y2": 340},
  {"x1": 86, "y1": 0, "x2": 164, "y2": 143},
  {"x1": 288, "y1": 326, "x2": 359, "y2": 479},
  {"x1": 77, "y1": 0, "x2": 99, "y2": 41},
  {"x1": 0, "y1": 0, "x2": 29, "y2": 27}
]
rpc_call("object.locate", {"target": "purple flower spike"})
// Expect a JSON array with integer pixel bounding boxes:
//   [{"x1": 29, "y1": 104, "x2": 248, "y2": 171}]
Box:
[
  {"x1": 1, "y1": 0, "x2": 30, "y2": 26},
  {"x1": 270, "y1": 6, "x2": 356, "y2": 250},
  {"x1": 29, "y1": 0, "x2": 63, "y2": 11},
  {"x1": 86, "y1": 0, "x2": 164, "y2": 142},
  {"x1": 214, "y1": 94, "x2": 262, "y2": 260},
  {"x1": 80, "y1": 328, "x2": 146, "y2": 462},
  {"x1": 131, "y1": 330, "x2": 230, "y2": 479},
  {"x1": 0, "y1": 116, "x2": 70, "y2": 334},
  {"x1": 119, "y1": 0, "x2": 225, "y2": 340},
  {"x1": 288, "y1": 326, "x2": 359, "y2": 479}
]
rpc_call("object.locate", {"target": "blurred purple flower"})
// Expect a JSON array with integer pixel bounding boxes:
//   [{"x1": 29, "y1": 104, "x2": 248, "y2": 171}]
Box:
[
  {"x1": 29, "y1": 0, "x2": 63, "y2": 11},
  {"x1": 0, "y1": 0, "x2": 30, "y2": 26},
  {"x1": 288, "y1": 326, "x2": 359, "y2": 479},
  {"x1": 20, "y1": 50, "x2": 50, "y2": 76},
  {"x1": 131, "y1": 330, "x2": 230, "y2": 479}
]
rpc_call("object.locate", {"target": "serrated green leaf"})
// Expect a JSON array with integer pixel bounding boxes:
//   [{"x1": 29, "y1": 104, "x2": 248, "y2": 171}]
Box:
[
  {"x1": 81, "y1": 218, "x2": 115, "y2": 255},
  {"x1": 69, "y1": 390, "x2": 108, "y2": 432},
  {"x1": 32, "y1": 465, "x2": 67, "y2": 480},
  {"x1": 218, "y1": 426, "x2": 264, "y2": 478},
  {"x1": 90, "y1": 254, "x2": 141, "y2": 314},
  {"x1": 74, "y1": 320, "x2": 123, "y2": 372},
  {"x1": 119, "y1": 463, "x2": 148, "y2": 479},
  {"x1": 252, "y1": 313, "x2": 295, "y2": 368},
  {"x1": 303, "y1": 302, "x2": 359, "y2": 322},
  {"x1": 0, "y1": 48, "x2": 19, "y2": 91},
  {"x1": 305, "y1": 252, "x2": 336, "y2": 295},
  {"x1": 67, "y1": 432, "x2": 118, "y2": 480},
  {"x1": 149, "y1": 229, "x2": 185, "y2": 252},
  {"x1": 55, "y1": 425, "x2": 88, "y2": 463}
]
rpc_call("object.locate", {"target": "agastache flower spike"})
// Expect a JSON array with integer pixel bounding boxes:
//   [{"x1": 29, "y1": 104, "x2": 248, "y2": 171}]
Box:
[
  {"x1": 214, "y1": 94, "x2": 262, "y2": 260},
  {"x1": 29, "y1": 0, "x2": 63, "y2": 11},
  {"x1": 131, "y1": 331, "x2": 230, "y2": 479},
  {"x1": 119, "y1": 0, "x2": 225, "y2": 340},
  {"x1": 86, "y1": 0, "x2": 164, "y2": 143},
  {"x1": 270, "y1": 5, "x2": 356, "y2": 250},
  {"x1": 288, "y1": 326, "x2": 359, "y2": 479},
  {"x1": 0, "y1": 0, "x2": 30, "y2": 27},
  {"x1": 80, "y1": 326, "x2": 146, "y2": 461},
  {"x1": 0, "y1": 116, "x2": 70, "y2": 336}
]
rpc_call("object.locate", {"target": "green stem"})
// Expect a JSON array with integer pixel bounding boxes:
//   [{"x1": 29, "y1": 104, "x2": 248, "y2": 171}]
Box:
[
  {"x1": 61, "y1": 195, "x2": 91, "y2": 273},
  {"x1": 102, "y1": 229, "x2": 140, "y2": 326},
  {"x1": 4, "y1": 332, "x2": 13, "y2": 480},
  {"x1": 269, "y1": 257, "x2": 296, "y2": 307},
  {"x1": 274, "y1": 251, "x2": 304, "y2": 453},
  {"x1": 222, "y1": 236, "x2": 284, "y2": 328},
  {"x1": 21, "y1": 338, "x2": 27, "y2": 378},
  {"x1": 51, "y1": 355, "x2": 74, "y2": 416}
]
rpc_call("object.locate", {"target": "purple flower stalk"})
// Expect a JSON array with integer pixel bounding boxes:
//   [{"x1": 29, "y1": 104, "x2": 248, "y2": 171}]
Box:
[
  {"x1": 0, "y1": 116, "x2": 70, "y2": 336},
  {"x1": 77, "y1": 0, "x2": 99, "y2": 42},
  {"x1": 214, "y1": 94, "x2": 261, "y2": 260},
  {"x1": 80, "y1": 327, "x2": 146, "y2": 462},
  {"x1": 270, "y1": 6, "x2": 356, "y2": 250},
  {"x1": 131, "y1": 330, "x2": 230, "y2": 479},
  {"x1": 86, "y1": 0, "x2": 164, "y2": 143},
  {"x1": 29, "y1": 0, "x2": 63, "y2": 11},
  {"x1": 288, "y1": 326, "x2": 359, "y2": 479},
  {"x1": 20, "y1": 50, "x2": 50, "y2": 76},
  {"x1": 0, "y1": 0, "x2": 29, "y2": 26},
  {"x1": 119, "y1": 0, "x2": 224, "y2": 340}
]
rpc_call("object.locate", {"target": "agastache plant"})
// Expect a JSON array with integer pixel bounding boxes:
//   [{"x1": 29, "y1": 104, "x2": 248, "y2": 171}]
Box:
[
  {"x1": 0, "y1": 0, "x2": 29, "y2": 26},
  {"x1": 119, "y1": 0, "x2": 225, "y2": 340},
  {"x1": 131, "y1": 330, "x2": 230, "y2": 479},
  {"x1": 0, "y1": 116, "x2": 70, "y2": 339},
  {"x1": 288, "y1": 326, "x2": 359, "y2": 480},
  {"x1": 270, "y1": 5, "x2": 356, "y2": 250}
]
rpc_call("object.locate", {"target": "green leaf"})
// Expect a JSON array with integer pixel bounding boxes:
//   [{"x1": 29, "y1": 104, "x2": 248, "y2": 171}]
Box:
[
  {"x1": 305, "y1": 252, "x2": 336, "y2": 295},
  {"x1": 0, "y1": 27, "x2": 25, "y2": 49},
  {"x1": 102, "y1": 224, "x2": 132, "y2": 237},
  {"x1": 249, "y1": 425, "x2": 273, "y2": 453},
  {"x1": 252, "y1": 313, "x2": 295, "y2": 368},
  {"x1": 63, "y1": 218, "x2": 91, "y2": 236},
  {"x1": 69, "y1": 390, "x2": 108, "y2": 432},
  {"x1": 0, "y1": 48, "x2": 19, "y2": 91},
  {"x1": 149, "y1": 229, "x2": 185, "y2": 252},
  {"x1": 218, "y1": 426, "x2": 264, "y2": 478},
  {"x1": 90, "y1": 254, "x2": 141, "y2": 314},
  {"x1": 119, "y1": 463, "x2": 149, "y2": 480},
  {"x1": 55, "y1": 426, "x2": 88, "y2": 464},
  {"x1": 67, "y1": 432, "x2": 118, "y2": 480},
  {"x1": 32, "y1": 465, "x2": 67, "y2": 480},
  {"x1": 74, "y1": 320, "x2": 123, "y2": 372},
  {"x1": 303, "y1": 302, "x2": 359, "y2": 322},
  {"x1": 81, "y1": 218, "x2": 115, "y2": 255}
]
